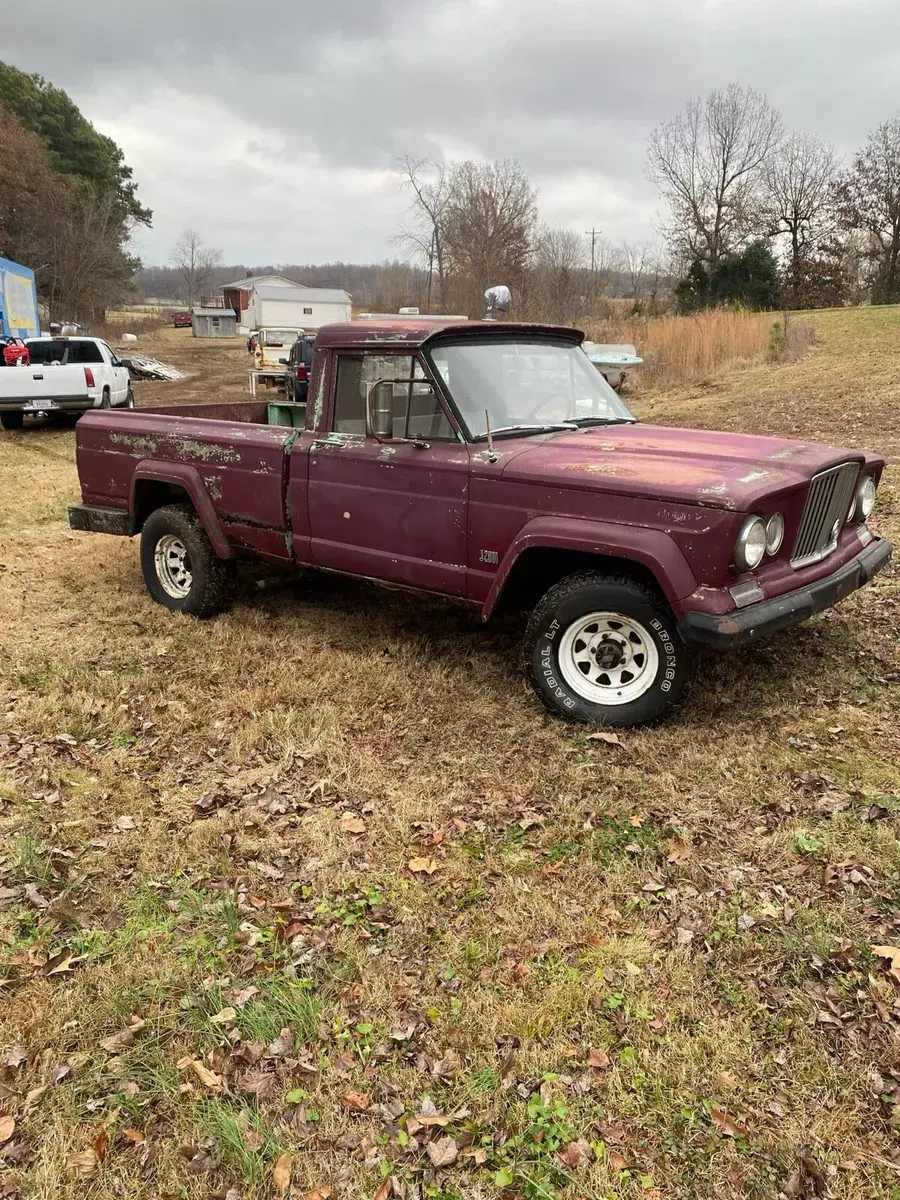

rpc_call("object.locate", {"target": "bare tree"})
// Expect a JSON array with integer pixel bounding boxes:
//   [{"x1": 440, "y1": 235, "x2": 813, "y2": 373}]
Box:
[
  {"x1": 528, "y1": 225, "x2": 587, "y2": 322},
  {"x1": 647, "y1": 84, "x2": 783, "y2": 283},
  {"x1": 395, "y1": 156, "x2": 453, "y2": 309},
  {"x1": 170, "y1": 229, "x2": 222, "y2": 308},
  {"x1": 621, "y1": 240, "x2": 652, "y2": 298},
  {"x1": 765, "y1": 132, "x2": 839, "y2": 269},
  {"x1": 836, "y1": 117, "x2": 900, "y2": 303},
  {"x1": 442, "y1": 159, "x2": 538, "y2": 285}
]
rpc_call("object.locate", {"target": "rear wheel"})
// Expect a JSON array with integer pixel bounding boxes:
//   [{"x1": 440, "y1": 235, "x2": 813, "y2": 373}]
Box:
[
  {"x1": 0, "y1": 411, "x2": 24, "y2": 431},
  {"x1": 523, "y1": 572, "x2": 691, "y2": 727},
  {"x1": 100, "y1": 388, "x2": 111, "y2": 409},
  {"x1": 123, "y1": 384, "x2": 135, "y2": 409},
  {"x1": 140, "y1": 504, "x2": 234, "y2": 617}
]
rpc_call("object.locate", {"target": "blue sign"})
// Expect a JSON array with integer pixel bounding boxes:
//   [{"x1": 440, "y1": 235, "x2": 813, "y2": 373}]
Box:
[{"x1": 0, "y1": 257, "x2": 40, "y2": 339}]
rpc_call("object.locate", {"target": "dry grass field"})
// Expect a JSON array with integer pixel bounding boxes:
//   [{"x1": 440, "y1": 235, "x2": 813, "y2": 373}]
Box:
[{"x1": 0, "y1": 311, "x2": 898, "y2": 1200}]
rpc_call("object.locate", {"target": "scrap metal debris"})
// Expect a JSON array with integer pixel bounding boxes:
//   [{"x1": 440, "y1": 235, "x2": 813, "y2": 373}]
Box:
[{"x1": 123, "y1": 356, "x2": 185, "y2": 382}]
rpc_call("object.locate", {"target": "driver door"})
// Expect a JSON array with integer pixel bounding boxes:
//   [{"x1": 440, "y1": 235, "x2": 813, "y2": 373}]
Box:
[{"x1": 307, "y1": 352, "x2": 470, "y2": 594}]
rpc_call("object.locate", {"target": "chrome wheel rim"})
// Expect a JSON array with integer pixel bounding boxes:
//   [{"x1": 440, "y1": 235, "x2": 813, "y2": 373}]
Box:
[
  {"x1": 154, "y1": 534, "x2": 192, "y2": 598},
  {"x1": 558, "y1": 611, "x2": 659, "y2": 705}
]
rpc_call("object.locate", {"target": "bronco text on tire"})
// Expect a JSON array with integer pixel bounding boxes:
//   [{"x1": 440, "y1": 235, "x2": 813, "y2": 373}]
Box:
[
  {"x1": 139, "y1": 503, "x2": 234, "y2": 617},
  {"x1": 523, "y1": 572, "x2": 691, "y2": 727}
]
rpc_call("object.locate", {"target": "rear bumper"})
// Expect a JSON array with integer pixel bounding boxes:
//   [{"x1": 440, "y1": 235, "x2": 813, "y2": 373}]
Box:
[
  {"x1": 0, "y1": 399, "x2": 93, "y2": 413},
  {"x1": 679, "y1": 538, "x2": 893, "y2": 649},
  {"x1": 68, "y1": 504, "x2": 133, "y2": 536}
]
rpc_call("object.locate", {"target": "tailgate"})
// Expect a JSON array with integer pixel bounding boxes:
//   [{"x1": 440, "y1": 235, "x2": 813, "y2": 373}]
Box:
[{"x1": 0, "y1": 364, "x2": 87, "y2": 401}]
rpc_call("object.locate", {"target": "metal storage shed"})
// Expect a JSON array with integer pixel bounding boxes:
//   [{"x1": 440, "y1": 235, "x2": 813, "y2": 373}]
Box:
[{"x1": 191, "y1": 308, "x2": 238, "y2": 339}]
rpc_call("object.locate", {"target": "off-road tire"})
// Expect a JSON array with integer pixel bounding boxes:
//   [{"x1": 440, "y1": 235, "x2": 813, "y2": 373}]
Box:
[
  {"x1": 140, "y1": 504, "x2": 234, "y2": 617},
  {"x1": 523, "y1": 572, "x2": 691, "y2": 727},
  {"x1": 0, "y1": 411, "x2": 24, "y2": 430}
]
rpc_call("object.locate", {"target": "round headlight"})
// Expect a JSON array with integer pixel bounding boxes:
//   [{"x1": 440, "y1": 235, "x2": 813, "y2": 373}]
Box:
[
  {"x1": 734, "y1": 516, "x2": 767, "y2": 572},
  {"x1": 765, "y1": 512, "x2": 785, "y2": 556},
  {"x1": 853, "y1": 476, "x2": 877, "y2": 522}
]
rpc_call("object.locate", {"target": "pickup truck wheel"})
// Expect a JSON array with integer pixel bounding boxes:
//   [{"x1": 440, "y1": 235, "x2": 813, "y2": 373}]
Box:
[
  {"x1": 140, "y1": 504, "x2": 234, "y2": 617},
  {"x1": 123, "y1": 384, "x2": 135, "y2": 409},
  {"x1": 523, "y1": 573, "x2": 691, "y2": 727},
  {"x1": 0, "y1": 411, "x2": 24, "y2": 431},
  {"x1": 100, "y1": 388, "x2": 111, "y2": 409}
]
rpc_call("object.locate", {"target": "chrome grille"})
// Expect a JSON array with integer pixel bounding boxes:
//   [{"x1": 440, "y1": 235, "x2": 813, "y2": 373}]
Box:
[{"x1": 791, "y1": 462, "x2": 859, "y2": 567}]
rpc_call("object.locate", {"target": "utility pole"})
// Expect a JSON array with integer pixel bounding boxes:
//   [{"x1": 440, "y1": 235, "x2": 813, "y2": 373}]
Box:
[{"x1": 584, "y1": 228, "x2": 601, "y2": 275}]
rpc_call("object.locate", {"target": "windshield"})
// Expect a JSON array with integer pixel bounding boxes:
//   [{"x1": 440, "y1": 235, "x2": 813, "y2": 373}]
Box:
[{"x1": 427, "y1": 338, "x2": 636, "y2": 438}]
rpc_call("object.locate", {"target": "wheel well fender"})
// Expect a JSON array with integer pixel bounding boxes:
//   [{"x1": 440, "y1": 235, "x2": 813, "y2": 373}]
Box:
[
  {"x1": 483, "y1": 518, "x2": 697, "y2": 619},
  {"x1": 131, "y1": 463, "x2": 234, "y2": 558}
]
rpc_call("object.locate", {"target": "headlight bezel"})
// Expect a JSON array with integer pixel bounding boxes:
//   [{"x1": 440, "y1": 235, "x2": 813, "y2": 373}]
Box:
[
  {"x1": 734, "y1": 515, "x2": 768, "y2": 572},
  {"x1": 765, "y1": 512, "x2": 785, "y2": 556},
  {"x1": 851, "y1": 475, "x2": 877, "y2": 523}
]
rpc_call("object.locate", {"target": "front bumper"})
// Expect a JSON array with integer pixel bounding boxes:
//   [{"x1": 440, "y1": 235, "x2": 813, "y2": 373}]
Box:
[{"x1": 679, "y1": 537, "x2": 893, "y2": 649}]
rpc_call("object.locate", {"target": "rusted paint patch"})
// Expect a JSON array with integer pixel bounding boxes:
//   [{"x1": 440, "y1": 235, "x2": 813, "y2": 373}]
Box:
[
  {"x1": 561, "y1": 461, "x2": 632, "y2": 477},
  {"x1": 109, "y1": 432, "x2": 159, "y2": 456},
  {"x1": 203, "y1": 474, "x2": 223, "y2": 501},
  {"x1": 738, "y1": 469, "x2": 770, "y2": 483},
  {"x1": 311, "y1": 368, "x2": 327, "y2": 428},
  {"x1": 766, "y1": 445, "x2": 808, "y2": 460},
  {"x1": 173, "y1": 438, "x2": 240, "y2": 464}
]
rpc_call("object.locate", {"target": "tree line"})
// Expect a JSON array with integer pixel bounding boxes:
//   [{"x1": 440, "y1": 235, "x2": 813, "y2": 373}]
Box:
[
  {"x1": 648, "y1": 83, "x2": 900, "y2": 311},
  {"x1": 0, "y1": 62, "x2": 149, "y2": 324}
]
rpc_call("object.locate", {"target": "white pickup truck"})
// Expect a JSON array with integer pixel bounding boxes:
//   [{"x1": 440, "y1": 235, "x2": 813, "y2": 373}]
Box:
[{"x1": 0, "y1": 336, "x2": 133, "y2": 430}]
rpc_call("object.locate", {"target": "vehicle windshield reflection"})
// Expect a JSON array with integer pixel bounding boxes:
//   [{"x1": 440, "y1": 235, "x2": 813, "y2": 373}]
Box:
[{"x1": 427, "y1": 338, "x2": 636, "y2": 439}]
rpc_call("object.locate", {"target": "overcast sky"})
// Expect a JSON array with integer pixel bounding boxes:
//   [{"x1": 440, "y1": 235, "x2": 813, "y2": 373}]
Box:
[{"x1": 4, "y1": 0, "x2": 900, "y2": 267}]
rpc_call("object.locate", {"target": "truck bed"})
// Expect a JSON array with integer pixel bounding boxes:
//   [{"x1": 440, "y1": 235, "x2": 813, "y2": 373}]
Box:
[{"x1": 74, "y1": 403, "x2": 307, "y2": 562}]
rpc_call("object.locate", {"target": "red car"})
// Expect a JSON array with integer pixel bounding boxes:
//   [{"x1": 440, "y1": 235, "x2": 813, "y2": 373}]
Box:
[
  {"x1": 172, "y1": 312, "x2": 192, "y2": 328},
  {"x1": 67, "y1": 319, "x2": 891, "y2": 727}
]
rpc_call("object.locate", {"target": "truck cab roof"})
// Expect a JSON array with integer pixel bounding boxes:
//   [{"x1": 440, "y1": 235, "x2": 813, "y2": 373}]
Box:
[{"x1": 313, "y1": 320, "x2": 584, "y2": 351}]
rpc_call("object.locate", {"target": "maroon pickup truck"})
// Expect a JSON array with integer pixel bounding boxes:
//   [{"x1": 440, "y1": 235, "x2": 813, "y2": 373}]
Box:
[{"x1": 69, "y1": 320, "x2": 891, "y2": 726}]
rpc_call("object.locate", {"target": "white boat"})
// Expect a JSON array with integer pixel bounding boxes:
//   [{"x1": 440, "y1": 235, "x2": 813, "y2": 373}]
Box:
[{"x1": 582, "y1": 342, "x2": 643, "y2": 391}]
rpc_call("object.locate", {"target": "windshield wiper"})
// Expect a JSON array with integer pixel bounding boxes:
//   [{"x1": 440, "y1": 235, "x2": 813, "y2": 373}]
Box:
[
  {"x1": 481, "y1": 422, "x2": 577, "y2": 438},
  {"x1": 570, "y1": 416, "x2": 638, "y2": 426}
]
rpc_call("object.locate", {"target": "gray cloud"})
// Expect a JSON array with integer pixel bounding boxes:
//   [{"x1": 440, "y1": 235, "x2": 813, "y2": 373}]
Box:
[{"x1": 4, "y1": 0, "x2": 900, "y2": 264}]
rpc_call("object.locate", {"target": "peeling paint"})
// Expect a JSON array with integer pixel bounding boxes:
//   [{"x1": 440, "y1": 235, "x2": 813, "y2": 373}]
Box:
[
  {"x1": 738, "y1": 469, "x2": 770, "y2": 483},
  {"x1": 766, "y1": 445, "x2": 808, "y2": 460},
  {"x1": 173, "y1": 438, "x2": 240, "y2": 464},
  {"x1": 203, "y1": 474, "x2": 223, "y2": 502},
  {"x1": 109, "y1": 432, "x2": 159, "y2": 456}
]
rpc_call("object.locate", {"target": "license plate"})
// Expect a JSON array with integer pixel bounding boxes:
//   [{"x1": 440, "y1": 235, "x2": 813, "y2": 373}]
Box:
[{"x1": 27, "y1": 399, "x2": 56, "y2": 410}]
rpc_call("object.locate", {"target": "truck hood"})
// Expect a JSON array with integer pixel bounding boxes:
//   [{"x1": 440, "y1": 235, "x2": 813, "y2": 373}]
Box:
[{"x1": 499, "y1": 424, "x2": 863, "y2": 511}]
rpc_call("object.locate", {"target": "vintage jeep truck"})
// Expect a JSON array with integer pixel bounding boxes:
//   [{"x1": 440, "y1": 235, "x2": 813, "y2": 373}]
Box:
[{"x1": 69, "y1": 320, "x2": 892, "y2": 726}]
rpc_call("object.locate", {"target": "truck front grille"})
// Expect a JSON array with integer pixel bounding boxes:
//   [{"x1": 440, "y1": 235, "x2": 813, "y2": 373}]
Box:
[{"x1": 791, "y1": 462, "x2": 859, "y2": 568}]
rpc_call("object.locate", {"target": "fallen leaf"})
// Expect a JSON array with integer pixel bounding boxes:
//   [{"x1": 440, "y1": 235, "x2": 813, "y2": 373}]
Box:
[
  {"x1": 609, "y1": 1151, "x2": 629, "y2": 1171},
  {"x1": 0, "y1": 1118, "x2": 13, "y2": 1147},
  {"x1": 431, "y1": 1049, "x2": 461, "y2": 1078},
  {"x1": 408, "y1": 857, "x2": 438, "y2": 875},
  {"x1": 426, "y1": 1137, "x2": 458, "y2": 1168},
  {"x1": 185, "y1": 1148, "x2": 218, "y2": 1174},
  {"x1": 711, "y1": 1108, "x2": 748, "y2": 1138},
  {"x1": 93, "y1": 1127, "x2": 109, "y2": 1162},
  {"x1": 209, "y1": 1006, "x2": 237, "y2": 1025},
  {"x1": 190, "y1": 1060, "x2": 223, "y2": 1091},
  {"x1": 871, "y1": 945, "x2": 900, "y2": 983},
  {"x1": 45, "y1": 950, "x2": 87, "y2": 977},
  {"x1": 115, "y1": 815, "x2": 136, "y2": 831},
  {"x1": 304, "y1": 1189, "x2": 334, "y2": 1200},
  {"x1": 50, "y1": 1065, "x2": 70, "y2": 1085},
  {"x1": 374, "y1": 1181, "x2": 392, "y2": 1200},
  {"x1": 587, "y1": 730, "x2": 622, "y2": 745},
  {"x1": 556, "y1": 1138, "x2": 592, "y2": 1168},
  {"x1": 23, "y1": 884, "x2": 49, "y2": 909},
  {"x1": 65, "y1": 1148, "x2": 98, "y2": 1178},
  {"x1": 339, "y1": 813, "x2": 366, "y2": 835},
  {"x1": 2, "y1": 1049, "x2": 26, "y2": 1070},
  {"x1": 99, "y1": 1016, "x2": 145, "y2": 1053},
  {"x1": 666, "y1": 837, "x2": 690, "y2": 864},
  {"x1": 342, "y1": 1090, "x2": 371, "y2": 1111},
  {"x1": 243, "y1": 1129, "x2": 264, "y2": 1153},
  {"x1": 122, "y1": 1129, "x2": 145, "y2": 1144},
  {"x1": 273, "y1": 1152, "x2": 294, "y2": 1195},
  {"x1": 233, "y1": 986, "x2": 259, "y2": 1007},
  {"x1": 676, "y1": 926, "x2": 695, "y2": 946},
  {"x1": 24, "y1": 1086, "x2": 47, "y2": 1110},
  {"x1": 587, "y1": 1048, "x2": 610, "y2": 1070}
]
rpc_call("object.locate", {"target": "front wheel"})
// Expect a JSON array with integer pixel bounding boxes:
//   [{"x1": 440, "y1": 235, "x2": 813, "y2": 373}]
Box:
[
  {"x1": 523, "y1": 572, "x2": 691, "y2": 727},
  {"x1": 140, "y1": 504, "x2": 234, "y2": 617}
]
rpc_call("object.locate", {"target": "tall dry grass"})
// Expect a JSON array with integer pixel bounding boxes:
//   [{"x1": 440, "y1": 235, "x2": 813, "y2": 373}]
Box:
[{"x1": 584, "y1": 307, "x2": 776, "y2": 390}]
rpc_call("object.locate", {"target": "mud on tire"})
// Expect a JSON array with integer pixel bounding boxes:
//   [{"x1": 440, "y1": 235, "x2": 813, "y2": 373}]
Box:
[
  {"x1": 523, "y1": 571, "x2": 691, "y2": 727},
  {"x1": 140, "y1": 503, "x2": 234, "y2": 617}
]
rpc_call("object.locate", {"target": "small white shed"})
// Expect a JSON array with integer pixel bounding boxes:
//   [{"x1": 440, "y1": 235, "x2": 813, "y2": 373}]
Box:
[
  {"x1": 191, "y1": 307, "x2": 238, "y2": 338},
  {"x1": 247, "y1": 285, "x2": 352, "y2": 332}
]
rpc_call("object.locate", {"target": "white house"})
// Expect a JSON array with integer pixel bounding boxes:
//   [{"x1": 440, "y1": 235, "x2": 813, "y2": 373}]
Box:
[
  {"x1": 221, "y1": 273, "x2": 299, "y2": 323},
  {"x1": 246, "y1": 284, "x2": 352, "y2": 332}
]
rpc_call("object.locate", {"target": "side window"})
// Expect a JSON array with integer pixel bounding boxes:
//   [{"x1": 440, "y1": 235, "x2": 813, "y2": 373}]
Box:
[
  {"x1": 332, "y1": 354, "x2": 455, "y2": 439},
  {"x1": 69, "y1": 340, "x2": 103, "y2": 364}
]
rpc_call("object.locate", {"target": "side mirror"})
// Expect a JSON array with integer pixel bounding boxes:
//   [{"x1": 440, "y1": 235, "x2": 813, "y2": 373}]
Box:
[
  {"x1": 278, "y1": 357, "x2": 288, "y2": 365},
  {"x1": 367, "y1": 380, "x2": 394, "y2": 439}
]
